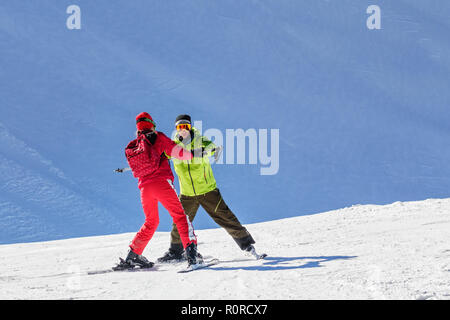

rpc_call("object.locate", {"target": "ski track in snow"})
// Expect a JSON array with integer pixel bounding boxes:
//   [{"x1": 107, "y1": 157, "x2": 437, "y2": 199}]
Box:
[
  {"x1": 0, "y1": 198, "x2": 449, "y2": 300},
  {"x1": 0, "y1": 122, "x2": 68, "y2": 181}
]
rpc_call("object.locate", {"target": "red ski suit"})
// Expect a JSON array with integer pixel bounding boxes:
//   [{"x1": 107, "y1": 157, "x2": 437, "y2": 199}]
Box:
[{"x1": 128, "y1": 131, "x2": 197, "y2": 255}]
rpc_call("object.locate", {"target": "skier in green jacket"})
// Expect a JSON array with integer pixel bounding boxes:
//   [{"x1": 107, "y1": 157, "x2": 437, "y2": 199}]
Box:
[{"x1": 158, "y1": 114, "x2": 265, "y2": 262}]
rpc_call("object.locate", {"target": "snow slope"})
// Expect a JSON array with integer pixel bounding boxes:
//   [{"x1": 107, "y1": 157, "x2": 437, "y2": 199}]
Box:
[{"x1": 0, "y1": 198, "x2": 448, "y2": 300}]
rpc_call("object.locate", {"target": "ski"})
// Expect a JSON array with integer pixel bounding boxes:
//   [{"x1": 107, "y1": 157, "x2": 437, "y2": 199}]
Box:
[
  {"x1": 177, "y1": 258, "x2": 219, "y2": 273},
  {"x1": 87, "y1": 266, "x2": 155, "y2": 275},
  {"x1": 88, "y1": 257, "x2": 155, "y2": 275},
  {"x1": 88, "y1": 258, "x2": 220, "y2": 275},
  {"x1": 245, "y1": 246, "x2": 267, "y2": 260},
  {"x1": 257, "y1": 253, "x2": 268, "y2": 260}
]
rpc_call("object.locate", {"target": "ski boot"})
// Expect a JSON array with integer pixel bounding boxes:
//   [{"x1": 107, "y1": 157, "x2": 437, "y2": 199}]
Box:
[
  {"x1": 185, "y1": 242, "x2": 203, "y2": 268},
  {"x1": 157, "y1": 247, "x2": 185, "y2": 263},
  {"x1": 114, "y1": 249, "x2": 154, "y2": 270},
  {"x1": 244, "y1": 244, "x2": 267, "y2": 260}
]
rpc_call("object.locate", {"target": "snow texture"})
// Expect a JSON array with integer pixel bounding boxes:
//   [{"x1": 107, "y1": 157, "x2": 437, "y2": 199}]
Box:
[{"x1": 0, "y1": 198, "x2": 448, "y2": 300}]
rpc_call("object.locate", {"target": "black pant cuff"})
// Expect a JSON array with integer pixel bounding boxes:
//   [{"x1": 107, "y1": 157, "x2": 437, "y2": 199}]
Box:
[
  {"x1": 234, "y1": 234, "x2": 256, "y2": 250},
  {"x1": 170, "y1": 242, "x2": 184, "y2": 253}
]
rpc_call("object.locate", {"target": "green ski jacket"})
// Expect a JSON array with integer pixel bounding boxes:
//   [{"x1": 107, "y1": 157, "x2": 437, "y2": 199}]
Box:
[{"x1": 171, "y1": 127, "x2": 218, "y2": 196}]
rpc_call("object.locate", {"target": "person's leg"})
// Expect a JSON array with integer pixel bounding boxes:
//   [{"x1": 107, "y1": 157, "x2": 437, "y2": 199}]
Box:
[
  {"x1": 169, "y1": 194, "x2": 201, "y2": 250},
  {"x1": 129, "y1": 185, "x2": 160, "y2": 255},
  {"x1": 154, "y1": 179, "x2": 197, "y2": 249},
  {"x1": 199, "y1": 188, "x2": 255, "y2": 250}
]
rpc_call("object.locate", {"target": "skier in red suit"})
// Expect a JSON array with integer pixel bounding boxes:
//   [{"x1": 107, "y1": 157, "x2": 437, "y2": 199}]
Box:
[{"x1": 116, "y1": 112, "x2": 201, "y2": 270}]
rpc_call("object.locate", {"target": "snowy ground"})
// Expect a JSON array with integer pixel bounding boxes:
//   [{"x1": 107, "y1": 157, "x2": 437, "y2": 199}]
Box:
[{"x1": 0, "y1": 198, "x2": 449, "y2": 300}]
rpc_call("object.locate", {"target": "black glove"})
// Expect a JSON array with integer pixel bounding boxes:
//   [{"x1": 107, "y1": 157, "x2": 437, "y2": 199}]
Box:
[
  {"x1": 144, "y1": 131, "x2": 157, "y2": 145},
  {"x1": 212, "y1": 146, "x2": 222, "y2": 162}
]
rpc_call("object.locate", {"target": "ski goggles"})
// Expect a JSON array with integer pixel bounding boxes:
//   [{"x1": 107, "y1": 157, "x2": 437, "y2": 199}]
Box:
[{"x1": 176, "y1": 123, "x2": 191, "y2": 131}]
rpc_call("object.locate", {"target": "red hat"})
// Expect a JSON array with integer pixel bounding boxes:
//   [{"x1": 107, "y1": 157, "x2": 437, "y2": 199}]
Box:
[{"x1": 136, "y1": 112, "x2": 156, "y2": 131}]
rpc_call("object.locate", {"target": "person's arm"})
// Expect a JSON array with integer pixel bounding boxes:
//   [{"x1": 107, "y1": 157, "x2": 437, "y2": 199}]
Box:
[
  {"x1": 201, "y1": 136, "x2": 217, "y2": 157},
  {"x1": 159, "y1": 132, "x2": 193, "y2": 161},
  {"x1": 189, "y1": 135, "x2": 222, "y2": 159}
]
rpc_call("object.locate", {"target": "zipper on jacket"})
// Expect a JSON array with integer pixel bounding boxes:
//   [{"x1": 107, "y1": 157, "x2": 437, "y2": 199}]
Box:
[
  {"x1": 187, "y1": 162, "x2": 196, "y2": 195},
  {"x1": 203, "y1": 167, "x2": 208, "y2": 183}
]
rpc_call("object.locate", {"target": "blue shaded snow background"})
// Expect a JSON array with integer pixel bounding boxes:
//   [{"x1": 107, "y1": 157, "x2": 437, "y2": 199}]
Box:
[{"x1": 1, "y1": 0, "x2": 449, "y2": 244}]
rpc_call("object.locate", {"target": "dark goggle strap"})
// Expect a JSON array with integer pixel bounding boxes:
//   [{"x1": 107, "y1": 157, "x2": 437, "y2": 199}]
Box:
[{"x1": 136, "y1": 117, "x2": 156, "y2": 127}]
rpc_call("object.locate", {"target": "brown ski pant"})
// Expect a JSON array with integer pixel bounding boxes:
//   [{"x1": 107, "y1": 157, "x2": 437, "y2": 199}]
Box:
[{"x1": 170, "y1": 188, "x2": 255, "y2": 252}]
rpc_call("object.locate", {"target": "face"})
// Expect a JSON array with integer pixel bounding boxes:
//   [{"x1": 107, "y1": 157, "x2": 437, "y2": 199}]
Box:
[
  {"x1": 178, "y1": 128, "x2": 190, "y2": 139},
  {"x1": 176, "y1": 123, "x2": 191, "y2": 138},
  {"x1": 137, "y1": 126, "x2": 155, "y2": 136}
]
